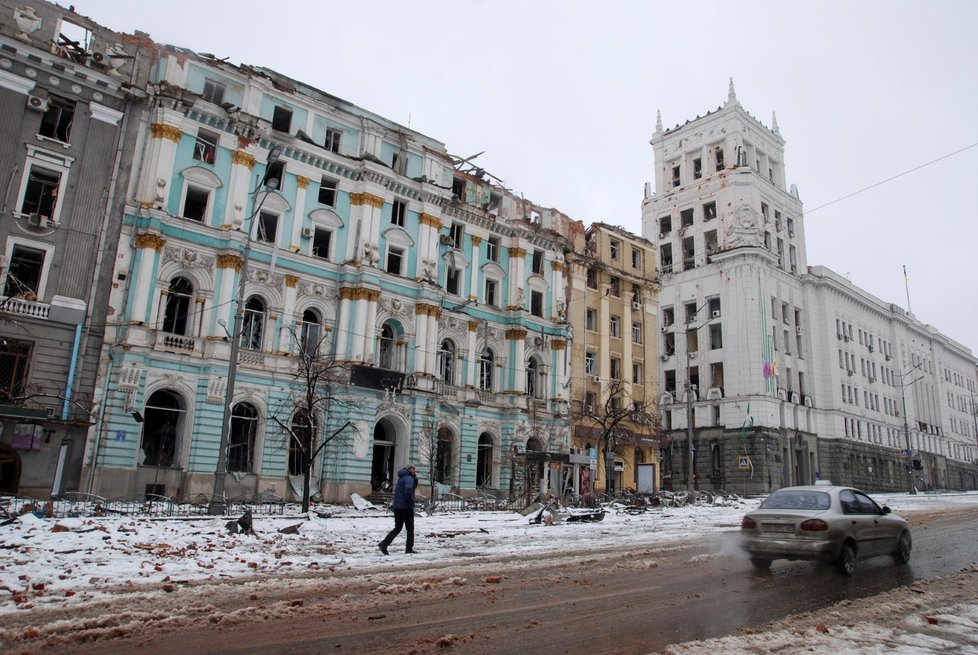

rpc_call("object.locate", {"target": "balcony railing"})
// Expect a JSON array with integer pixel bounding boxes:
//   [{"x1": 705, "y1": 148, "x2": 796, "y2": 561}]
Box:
[
  {"x1": 159, "y1": 333, "x2": 198, "y2": 353},
  {"x1": 0, "y1": 296, "x2": 50, "y2": 319}
]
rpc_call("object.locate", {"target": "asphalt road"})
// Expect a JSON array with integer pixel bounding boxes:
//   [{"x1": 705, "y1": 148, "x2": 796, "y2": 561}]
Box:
[{"x1": 19, "y1": 505, "x2": 978, "y2": 655}]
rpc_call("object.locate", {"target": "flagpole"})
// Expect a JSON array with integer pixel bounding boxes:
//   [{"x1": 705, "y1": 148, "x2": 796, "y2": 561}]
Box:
[{"x1": 903, "y1": 265, "x2": 912, "y2": 314}]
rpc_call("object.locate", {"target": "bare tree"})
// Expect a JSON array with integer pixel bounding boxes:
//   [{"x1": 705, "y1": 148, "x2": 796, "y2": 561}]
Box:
[
  {"x1": 571, "y1": 377, "x2": 661, "y2": 495},
  {"x1": 269, "y1": 326, "x2": 356, "y2": 513},
  {"x1": 510, "y1": 403, "x2": 566, "y2": 503},
  {"x1": 414, "y1": 412, "x2": 439, "y2": 515}
]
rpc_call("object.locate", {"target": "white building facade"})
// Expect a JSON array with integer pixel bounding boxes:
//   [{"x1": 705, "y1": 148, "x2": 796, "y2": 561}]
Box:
[{"x1": 643, "y1": 81, "x2": 978, "y2": 494}]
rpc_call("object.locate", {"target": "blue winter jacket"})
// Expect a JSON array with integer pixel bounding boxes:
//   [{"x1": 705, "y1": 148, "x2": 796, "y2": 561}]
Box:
[{"x1": 391, "y1": 467, "x2": 417, "y2": 509}]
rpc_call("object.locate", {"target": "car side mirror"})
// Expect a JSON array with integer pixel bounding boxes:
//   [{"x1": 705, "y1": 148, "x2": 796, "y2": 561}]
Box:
[{"x1": 882, "y1": 505, "x2": 891, "y2": 514}]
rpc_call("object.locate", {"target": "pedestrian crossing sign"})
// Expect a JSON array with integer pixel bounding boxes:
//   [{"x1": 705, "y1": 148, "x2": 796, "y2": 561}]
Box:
[{"x1": 738, "y1": 456, "x2": 751, "y2": 470}]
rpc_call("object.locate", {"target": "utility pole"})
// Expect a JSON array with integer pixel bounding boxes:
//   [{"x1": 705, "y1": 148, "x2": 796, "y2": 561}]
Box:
[{"x1": 899, "y1": 363, "x2": 923, "y2": 496}]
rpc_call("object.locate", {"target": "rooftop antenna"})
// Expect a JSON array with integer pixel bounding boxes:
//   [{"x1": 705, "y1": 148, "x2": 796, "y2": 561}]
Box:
[{"x1": 903, "y1": 265, "x2": 913, "y2": 314}]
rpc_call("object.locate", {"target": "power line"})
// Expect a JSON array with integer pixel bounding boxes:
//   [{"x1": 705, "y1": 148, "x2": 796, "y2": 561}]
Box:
[{"x1": 806, "y1": 142, "x2": 978, "y2": 215}]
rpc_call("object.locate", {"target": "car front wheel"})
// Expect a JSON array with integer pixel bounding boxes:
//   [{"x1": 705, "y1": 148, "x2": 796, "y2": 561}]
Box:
[
  {"x1": 837, "y1": 542, "x2": 857, "y2": 576},
  {"x1": 893, "y1": 533, "x2": 911, "y2": 565},
  {"x1": 750, "y1": 557, "x2": 772, "y2": 570}
]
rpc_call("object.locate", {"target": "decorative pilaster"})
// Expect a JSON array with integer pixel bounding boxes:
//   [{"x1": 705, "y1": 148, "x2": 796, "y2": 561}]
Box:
[
  {"x1": 223, "y1": 150, "x2": 257, "y2": 229},
  {"x1": 214, "y1": 253, "x2": 244, "y2": 332},
  {"x1": 347, "y1": 192, "x2": 385, "y2": 264},
  {"x1": 130, "y1": 233, "x2": 166, "y2": 324},
  {"x1": 279, "y1": 274, "x2": 301, "y2": 353},
  {"x1": 508, "y1": 247, "x2": 527, "y2": 310},
  {"x1": 137, "y1": 112, "x2": 184, "y2": 209},
  {"x1": 506, "y1": 328, "x2": 528, "y2": 393},
  {"x1": 290, "y1": 177, "x2": 310, "y2": 251},
  {"x1": 469, "y1": 235, "x2": 482, "y2": 300}
]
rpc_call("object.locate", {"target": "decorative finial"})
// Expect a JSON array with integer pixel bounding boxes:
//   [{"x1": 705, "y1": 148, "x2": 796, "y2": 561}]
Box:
[
  {"x1": 655, "y1": 109, "x2": 663, "y2": 134},
  {"x1": 771, "y1": 111, "x2": 780, "y2": 135},
  {"x1": 726, "y1": 77, "x2": 738, "y2": 107}
]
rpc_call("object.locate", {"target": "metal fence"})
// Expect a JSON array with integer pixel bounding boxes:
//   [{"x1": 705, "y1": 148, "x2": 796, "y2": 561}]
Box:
[{"x1": 1, "y1": 492, "x2": 286, "y2": 520}]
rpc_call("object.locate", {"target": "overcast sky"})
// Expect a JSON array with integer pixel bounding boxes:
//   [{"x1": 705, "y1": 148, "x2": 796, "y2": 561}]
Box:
[{"x1": 74, "y1": 0, "x2": 978, "y2": 356}]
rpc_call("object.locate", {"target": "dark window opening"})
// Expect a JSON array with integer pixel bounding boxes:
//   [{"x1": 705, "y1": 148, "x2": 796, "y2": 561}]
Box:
[
  {"x1": 446, "y1": 268, "x2": 461, "y2": 295},
  {"x1": 392, "y1": 200, "x2": 406, "y2": 226},
  {"x1": 272, "y1": 106, "x2": 292, "y2": 133},
  {"x1": 586, "y1": 268, "x2": 598, "y2": 289},
  {"x1": 257, "y1": 212, "x2": 278, "y2": 243},
  {"x1": 241, "y1": 296, "x2": 265, "y2": 351},
  {"x1": 672, "y1": 165, "x2": 681, "y2": 187},
  {"x1": 452, "y1": 177, "x2": 465, "y2": 201},
  {"x1": 703, "y1": 202, "x2": 717, "y2": 221},
  {"x1": 182, "y1": 186, "x2": 208, "y2": 221},
  {"x1": 532, "y1": 249, "x2": 543, "y2": 274},
  {"x1": 193, "y1": 129, "x2": 218, "y2": 164},
  {"x1": 680, "y1": 208, "x2": 694, "y2": 227},
  {"x1": 693, "y1": 158, "x2": 702, "y2": 179},
  {"x1": 228, "y1": 402, "x2": 259, "y2": 472},
  {"x1": 162, "y1": 277, "x2": 194, "y2": 335},
  {"x1": 387, "y1": 247, "x2": 403, "y2": 275},
  {"x1": 289, "y1": 411, "x2": 314, "y2": 476},
  {"x1": 659, "y1": 215, "x2": 672, "y2": 236},
  {"x1": 20, "y1": 167, "x2": 60, "y2": 218},
  {"x1": 201, "y1": 79, "x2": 226, "y2": 105},
  {"x1": 39, "y1": 95, "x2": 75, "y2": 142},
  {"x1": 4, "y1": 245, "x2": 45, "y2": 298},
  {"x1": 715, "y1": 148, "x2": 725, "y2": 171},
  {"x1": 436, "y1": 426, "x2": 453, "y2": 485},
  {"x1": 450, "y1": 223, "x2": 464, "y2": 248},
  {"x1": 300, "y1": 309, "x2": 321, "y2": 358},
  {"x1": 312, "y1": 228, "x2": 331, "y2": 259},
  {"x1": 324, "y1": 128, "x2": 341, "y2": 153},
  {"x1": 263, "y1": 161, "x2": 285, "y2": 191},
  {"x1": 487, "y1": 237, "x2": 499, "y2": 262},
  {"x1": 484, "y1": 279, "x2": 497, "y2": 306},
  {"x1": 318, "y1": 177, "x2": 337, "y2": 206},
  {"x1": 530, "y1": 290, "x2": 543, "y2": 317},
  {"x1": 141, "y1": 390, "x2": 183, "y2": 468},
  {"x1": 0, "y1": 339, "x2": 32, "y2": 402}
]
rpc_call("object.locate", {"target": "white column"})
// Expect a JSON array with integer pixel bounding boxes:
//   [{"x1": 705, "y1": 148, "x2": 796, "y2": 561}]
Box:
[
  {"x1": 138, "y1": 110, "x2": 184, "y2": 208},
  {"x1": 224, "y1": 150, "x2": 257, "y2": 229},
  {"x1": 466, "y1": 321, "x2": 479, "y2": 387},
  {"x1": 362, "y1": 290, "x2": 380, "y2": 363},
  {"x1": 130, "y1": 233, "x2": 165, "y2": 324},
  {"x1": 419, "y1": 213, "x2": 442, "y2": 280},
  {"x1": 347, "y1": 192, "x2": 384, "y2": 264},
  {"x1": 507, "y1": 246, "x2": 527, "y2": 310},
  {"x1": 290, "y1": 177, "x2": 310, "y2": 252},
  {"x1": 279, "y1": 275, "x2": 299, "y2": 353},
  {"x1": 414, "y1": 305, "x2": 429, "y2": 375},
  {"x1": 469, "y1": 236, "x2": 482, "y2": 301},
  {"x1": 350, "y1": 295, "x2": 368, "y2": 362},
  {"x1": 335, "y1": 292, "x2": 352, "y2": 360},
  {"x1": 214, "y1": 254, "x2": 242, "y2": 334},
  {"x1": 426, "y1": 310, "x2": 441, "y2": 375},
  {"x1": 511, "y1": 329, "x2": 527, "y2": 394}
]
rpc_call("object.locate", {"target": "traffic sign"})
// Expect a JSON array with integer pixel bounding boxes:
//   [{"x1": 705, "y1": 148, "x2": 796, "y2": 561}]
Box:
[{"x1": 738, "y1": 456, "x2": 751, "y2": 470}]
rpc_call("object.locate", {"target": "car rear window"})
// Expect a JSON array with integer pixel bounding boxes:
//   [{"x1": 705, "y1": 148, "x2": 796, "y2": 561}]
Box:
[{"x1": 759, "y1": 490, "x2": 830, "y2": 511}]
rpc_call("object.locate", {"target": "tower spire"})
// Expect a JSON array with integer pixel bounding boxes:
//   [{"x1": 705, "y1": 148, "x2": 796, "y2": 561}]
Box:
[
  {"x1": 725, "y1": 77, "x2": 738, "y2": 107},
  {"x1": 655, "y1": 109, "x2": 663, "y2": 135},
  {"x1": 771, "y1": 111, "x2": 780, "y2": 135}
]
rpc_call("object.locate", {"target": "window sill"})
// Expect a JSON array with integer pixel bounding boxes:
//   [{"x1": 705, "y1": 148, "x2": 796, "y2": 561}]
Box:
[{"x1": 36, "y1": 134, "x2": 71, "y2": 149}]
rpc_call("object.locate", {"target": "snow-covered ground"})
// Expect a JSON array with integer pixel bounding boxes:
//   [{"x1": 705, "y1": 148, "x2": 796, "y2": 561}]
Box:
[{"x1": 2, "y1": 491, "x2": 977, "y2": 654}]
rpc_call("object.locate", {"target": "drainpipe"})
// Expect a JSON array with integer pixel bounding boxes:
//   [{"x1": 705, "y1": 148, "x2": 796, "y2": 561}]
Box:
[
  {"x1": 86, "y1": 349, "x2": 115, "y2": 494},
  {"x1": 61, "y1": 322, "x2": 83, "y2": 420}
]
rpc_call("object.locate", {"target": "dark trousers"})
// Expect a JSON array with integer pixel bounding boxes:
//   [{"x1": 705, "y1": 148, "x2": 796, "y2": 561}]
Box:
[{"x1": 380, "y1": 508, "x2": 414, "y2": 552}]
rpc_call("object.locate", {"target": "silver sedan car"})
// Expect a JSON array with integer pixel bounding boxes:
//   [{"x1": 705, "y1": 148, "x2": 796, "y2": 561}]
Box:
[{"x1": 740, "y1": 484, "x2": 912, "y2": 575}]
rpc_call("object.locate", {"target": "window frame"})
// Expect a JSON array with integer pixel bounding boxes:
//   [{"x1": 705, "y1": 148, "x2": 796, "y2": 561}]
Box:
[{"x1": 3, "y1": 238, "x2": 55, "y2": 301}]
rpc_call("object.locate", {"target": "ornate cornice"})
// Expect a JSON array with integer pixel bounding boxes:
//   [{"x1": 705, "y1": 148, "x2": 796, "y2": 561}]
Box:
[
  {"x1": 231, "y1": 150, "x2": 256, "y2": 169},
  {"x1": 134, "y1": 233, "x2": 166, "y2": 251},
  {"x1": 506, "y1": 328, "x2": 528, "y2": 340},
  {"x1": 151, "y1": 123, "x2": 183, "y2": 143},
  {"x1": 285, "y1": 274, "x2": 300, "y2": 288},
  {"x1": 509, "y1": 247, "x2": 527, "y2": 258},
  {"x1": 350, "y1": 192, "x2": 385, "y2": 209},
  {"x1": 415, "y1": 303, "x2": 442, "y2": 318},
  {"x1": 216, "y1": 253, "x2": 244, "y2": 271},
  {"x1": 340, "y1": 287, "x2": 382, "y2": 301},
  {"x1": 419, "y1": 213, "x2": 442, "y2": 229}
]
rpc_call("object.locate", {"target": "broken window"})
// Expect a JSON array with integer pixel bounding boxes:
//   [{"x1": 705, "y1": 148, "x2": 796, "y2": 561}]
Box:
[
  {"x1": 659, "y1": 215, "x2": 672, "y2": 236},
  {"x1": 633, "y1": 363, "x2": 642, "y2": 384},
  {"x1": 272, "y1": 105, "x2": 292, "y2": 133},
  {"x1": 586, "y1": 267, "x2": 598, "y2": 289},
  {"x1": 450, "y1": 222, "x2": 464, "y2": 248},
  {"x1": 631, "y1": 248, "x2": 642, "y2": 269},
  {"x1": 299, "y1": 309, "x2": 321, "y2": 358},
  {"x1": 140, "y1": 390, "x2": 184, "y2": 468},
  {"x1": 693, "y1": 158, "x2": 702, "y2": 179},
  {"x1": 257, "y1": 212, "x2": 278, "y2": 243},
  {"x1": 486, "y1": 237, "x2": 499, "y2": 262},
  {"x1": 391, "y1": 199, "x2": 406, "y2": 227},
  {"x1": 182, "y1": 186, "x2": 209, "y2": 221},
  {"x1": 318, "y1": 177, "x2": 337, "y2": 206},
  {"x1": 439, "y1": 340, "x2": 455, "y2": 384},
  {"x1": 446, "y1": 267, "x2": 461, "y2": 295},
  {"x1": 526, "y1": 357, "x2": 542, "y2": 398},
  {"x1": 530, "y1": 290, "x2": 543, "y2": 317},
  {"x1": 586, "y1": 308, "x2": 596, "y2": 331},
  {"x1": 682, "y1": 236, "x2": 695, "y2": 270},
  {"x1": 451, "y1": 176, "x2": 465, "y2": 201},
  {"x1": 680, "y1": 208, "x2": 694, "y2": 227},
  {"x1": 20, "y1": 166, "x2": 60, "y2": 218},
  {"x1": 386, "y1": 246, "x2": 404, "y2": 275},
  {"x1": 715, "y1": 147, "x2": 725, "y2": 171},
  {"x1": 4, "y1": 245, "x2": 45, "y2": 298},
  {"x1": 312, "y1": 228, "x2": 331, "y2": 259},
  {"x1": 263, "y1": 160, "x2": 285, "y2": 191},
  {"x1": 162, "y1": 277, "x2": 194, "y2": 336},
  {"x1": 585, "y1": 351, "x2": 595, "y2": 375},
  {"x1": 710, "y1": 362, "x2": 724, "y2": 388},
  {"x1": 228, "y1": 402, "x2": 259, "y2": 473},
  {"x1": 787, "y1": 218, "x2": 795, "y2": 236},
  {"x1": 610, "y1": 358, "x2": 621, "y2": 380},
  {"x1": 632, "y1": 322, "x2": 642, "y2": 343},
  {"x1": 610, "y1": 276, "x2": 620, "y2": 296},
  {"x1": 710, "y1": 323, "x2": 723, "y2": 349},
  {"x1": 761, "y1": 202, "x2": 769, "y2": 223},
  {"x1": 708, "y1": 297, "x2": 721, "y2": 316},
  {"x1": 532, "y1": 249, "x2": 543, "y2": 274},
  {"x1": 631, "y1": 283, "x2": 641, "y2": 304},
  {"x1": 660, "y1": 243, "x2": 673, "y2": 271},
  {"x1": 0, "y1": 339, "x2": 32, "y2": 402},
  {"x1": 664, "y1": 332, "x2": 675, "y2": 356},
  {"x1": 687, "y1": 328, "x2": 699, "y2": 353},
  {"x1": 672, "y1": 165, "x2": 681, "y2": 187},
  {"x1": 378, "y1": 324, "x2": 396, "y2": 370},
  {"x1": 39, "y1": 95, "x2": 75, "y2": 143},
  {"x1": 479, "y1": 349, "x2": 494, "y2": 391},
  {"x1": 609, "y1": 239, "x2": 620, "y2": 261},
  {"x1": 201, "y1": 79, "x2": 226, "y2": 105},
  {"x1": 584, "y1": 392, "x2": 596, "y2": 414},
  {"x1": 484, "y1": 279, "x2": 497, "y2": 306},
  {"x1": 703, "y1": 201, "x2": 717, "y2": 221},
  {"x1": 324, "y1": 127, "x2": 342, "y2": 153},
  {"x1": 193, "y1": 129, "x2": 218, "y2": 164},
  {"x1": 684, "y1": 302, "x2": 698, "y2": 324},
  {"x1": 241, "y1": 296, "x2": 266, "y2": 351},
  {"x1": 610, "y1": 315, "x2": 620, "y2": 338},
  {"x1": 705, "y1": 230, "x2": 718, "y2": 255},
  {"x1": 662, "y1": 307, "x2": 674, "y2": 327}
]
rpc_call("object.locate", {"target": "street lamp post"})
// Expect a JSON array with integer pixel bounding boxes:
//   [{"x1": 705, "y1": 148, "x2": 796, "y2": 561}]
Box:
[
  {"x1": 898, "y1": 363, "x2": 923, "y2": 496},
  {"x1": 208, "y1": 145, "x2": 283, "y2": 515}
]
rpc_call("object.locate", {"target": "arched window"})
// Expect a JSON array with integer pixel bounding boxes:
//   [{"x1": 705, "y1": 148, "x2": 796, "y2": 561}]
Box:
[
  {"x1": 476, "y1": 433, "x2": 494, "y2": 488},
  {"x1": 379, "y1": 324, "x2": 396, "y2": 370},
  {"x1": 229, "y1": 402, "x2": 259, "y2": 472},
  {"x1": 241, "y1": 296, "x2": 265, "y2": 351},
  {"x1": 140, "y1": 390, "x2": 185, "y2": 467},
  {"x1": 439, "y1": 339, "x2": 455, "y2": 385},
  {"x1": 436, "y1": 425, "x2": 453, "y2": 485},
  {"x1": 289, "y1": 410, "x2": 315, "y2": 476},
  {"x1": 162, "y1": 277, "x2": 194, "y2": 335},
  {"x1": 299, "y1": 309, "x2": 321, "y2": 357},
  {"x1": 479, "y1": 348, "x2": 494, "y2": 391},
  {"x1": 526, "y1": 356, "x2": 543, "y2": 399}
]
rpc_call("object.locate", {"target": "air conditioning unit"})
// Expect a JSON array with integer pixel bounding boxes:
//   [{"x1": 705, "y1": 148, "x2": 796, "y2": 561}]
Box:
[
  {"x1": 439, "y1": 234, "x2": 454, "y2": 246},
  {"x1": 795, "y1": 326, "x2": 802, "y2": 334},
  {"x1": 687, "y1": 313, "x2": 697, "y2": 324},
  {"x1": 301, "y1": 227, "x2": 314, "y2": 238},
  {"x1": 847, "y1": 369, "x2": 854, "y2": 376},
  {"x1": 868, "y1": 344, "x2": 874, "y2": 352},
  {"x1": 687, "y1": 352, "x2": 697, "y2": 360},
  {"x1": 711, "y1": 310, "x2": 721, "y2": 318},
  {"x1": 27, "y1": 95, "x2": 49, "y2": 111},
  {"x1": 632, "y1": 302, "x2": 642, "y2": 310},
  {"x1": 27, "y1": 213, "x2": 50, "y2": 228},
  {"x1": 592, "y1": 376, "x2": 601, "y2": 384},
  {"x1": 844, "y1": 335, "x2": 851, "y2": 342},
  {"x1": 790, "y1": 392, "x2": 800, "y2": 404},
  {"x1": 659, "y1": 355, "x2": 669, "y2": 361},
  {"x1": 885, "y1": 354, "x2": 892, "y2": 361},
  {"x1": 777, "y1": 388, "x2": 787, "y2": 401}
]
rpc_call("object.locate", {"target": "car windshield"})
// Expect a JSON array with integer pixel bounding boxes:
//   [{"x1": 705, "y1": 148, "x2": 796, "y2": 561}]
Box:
[{"x1": 759, "y1": 490, "x2": 831, "y2": 511}]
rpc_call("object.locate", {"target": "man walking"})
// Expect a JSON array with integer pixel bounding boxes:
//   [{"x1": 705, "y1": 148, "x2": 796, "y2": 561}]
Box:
[{"x1": 379, "y1": 465, "x2": 418, "y2": 555}]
